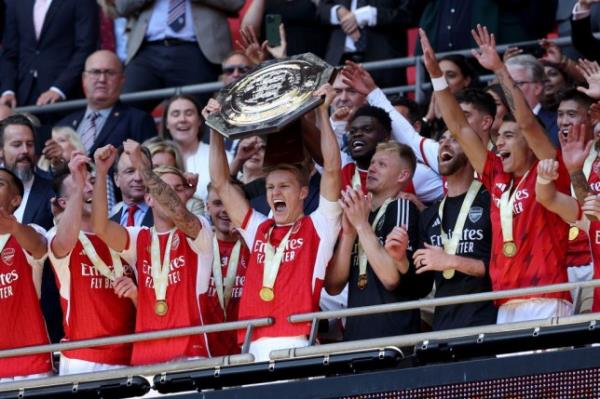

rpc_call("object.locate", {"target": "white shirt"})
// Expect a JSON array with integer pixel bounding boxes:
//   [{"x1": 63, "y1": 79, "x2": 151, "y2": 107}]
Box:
[
  {"x1": 14, "y1": 176, "x2": 34, "y2": 223},
  {"x1": 185, "y1": 142, "x2": 231, "y2": 201},
  {"x1": 330, "y1": 1, "x2": 377, "y2": 52}
]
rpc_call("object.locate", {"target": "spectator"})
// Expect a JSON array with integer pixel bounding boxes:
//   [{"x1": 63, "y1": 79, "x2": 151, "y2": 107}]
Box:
[
  {"x1": 110, "y1": 145, "x2": 154, "y2": 228},
  {"x1": 389, "y1": 95, "x2": 423, "y2": 133},
  {"x1": 540, "y1": 60, "x2": 572, "y2": 110},
  {"x1": 505, "y1": 54, "x2": 560, "y2": 147},
  {"x1": 318, "y1": 0, "x2": 413, "y2": 88},
  {"x1": 0, "y1": 0, "x2": 99, "y2": 107},
  {"x1": 571, "y1": 0, "x2": 600, "y2": 62},
  {"x1": 0, "y1": 168, "x2": 52, "y2": 382},
  {"x1": 49, "y1": 160, "x2": 136, "y2": 374},
  {"x1": 326, "y1": 142, "x2": 431, "y2": 340},
  {"x1": 37, "y1": 127, "x2": 85, "y2": 173},
  {"x1": 115, "y1": 0, "x2": 244, "y2": 110},
  {"x1": 556, "y1": 0, "x2": 600, "y2": 59},
  {"x1": 221, "y1": 51, "x2": 253, "y2": 86},
  {"x1": 485, "y1": 83, "x2": 510, "y2": 144},
  {"x1": 144, "y1": 137, "x2": 185, "y2": 171}
]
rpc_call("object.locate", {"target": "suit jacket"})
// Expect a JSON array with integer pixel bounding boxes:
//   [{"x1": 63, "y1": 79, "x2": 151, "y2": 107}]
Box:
[
  {"x1": 115, "y1": 0, "x2": 244, "y2": 64},
  {"x1": 571, "y1": 15, "x2": 600, "y2": 62},
  {"x1": 0, "y1": 0, "x2": 99, "y2": 105},
  {"x1": 318, "y1": 0, "x2": 412, "y2": 87},
  {"x1": 57, "y1": 101, "x2": 157, "y2": 155},
  {"x1": 537, "y1": 107, "x2": 560, "y2": 149},
  {"x1": 110, "y1": 202, "x2": 154, "y2": 227}
]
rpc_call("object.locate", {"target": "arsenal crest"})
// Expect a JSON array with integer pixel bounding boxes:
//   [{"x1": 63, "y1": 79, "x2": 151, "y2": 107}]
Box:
[
  {"x1": 1, "y1": 248, "x2": 15, "y2": 265},
  {"x1": 468, "y1": 207, "x2": 483, "y2": 224},
  {"x1": 171, "y1": 233, "x2": 180, "y2": 250}
]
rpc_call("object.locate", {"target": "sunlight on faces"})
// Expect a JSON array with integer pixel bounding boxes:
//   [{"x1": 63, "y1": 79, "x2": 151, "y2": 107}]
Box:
[
  {"x1": 82, "y1": 50, "x2": 124, "y2": 109},
  {"x1": 459, "y1": 102, "x2": 493, "y2": 142},
  {"x1": 544, "y1": 65, "x2": 567, "y2": 97},
  {"x1": 206, "y1": 186, "x2": 244, "y2": 236},
  {"x1": 265, "y1": 169, "x2": 308, "y2": 225},
  {"x1": 151, "y1": 151, "x2": 177, "y2": 169},
  {"x1": 166, "y1": 98, "x2": 202, "y2": 146},
  {"x1": 222, "y1": 53, "x2": 252, "y2": 86},
  {"x1": 114, "y1": 152, "x2": 145, "y2": 203},
  {"x1": 242, "y1": 136, "x2": 266, "y2": 173},
  {"x1": 60, "y1": 173, "x2": 95, "y2": 216},
  {"x1": 440, "y1": 59, "x2": 471, "y2": 94},
  {"x1": 1, "y1": 125, "x2": 36, "y2": 183},
  {"x1": 366, "y1": 150, "x2": 410, "y2": 194},
  {"x1": 0, "y1": 171, "x2": 22, "y2": 212},
  {"x1": 496, "y1": 121, "x2": 535, "y2": 176},
  {"x1": 348, "y1": 116, "x2": 389, "y2": 163},
  {"x1": 332, "y1": 74, "x2": 366, "y2": 113},
  {"x1": 146, "y1": 171, "x2": 188, "y2": 221},
  {"x1": 557, "y1": 99, "x2": 591, "y2": 139},
  {"x1": 437, "y1": 131, "x2": 469, "y2": 177},
  {"x1": 53, "y1": 129, "x2": 80, "y2": 161}
]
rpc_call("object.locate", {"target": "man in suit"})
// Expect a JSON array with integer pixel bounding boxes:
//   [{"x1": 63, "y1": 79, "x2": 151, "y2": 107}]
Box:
[
  {"x1": 571, "y1": 0, "x2": 600, "y2": 62},
  {"x1": 318, "y1": 0, "x2": 413, "y2": 88},
  {"x1": 110, "y1": 145, "x2": 154, "y2": 227},
  {"x1": 115, "y1": 0, "x2": 244, "y2": 109},
  {"x1": 0, "y1": 0, "x2": 98, "y2": 107},
  {"x1": 0, "y1": 114, "x2": 62, "y2": 342}
]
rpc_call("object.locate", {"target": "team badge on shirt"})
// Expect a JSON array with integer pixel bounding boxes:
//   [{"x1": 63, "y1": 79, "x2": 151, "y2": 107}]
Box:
[
  {"x1": 171, "y1": 234, "x2": 180, "y2": 250},
  {"x1": 468, "y1": 207, "x2": 483, "y2": 223},
  {"x1": 1, "y1": 248, "x2": 15, "y2": 266}
]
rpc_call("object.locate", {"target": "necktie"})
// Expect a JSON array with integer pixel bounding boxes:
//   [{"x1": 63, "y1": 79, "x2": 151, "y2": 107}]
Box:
[
  {"x1": 354, "y1": 0, "x2": 367, "y2": 52},
  {"x1": 33, "y1": 0, "x2": 49, "y2": 39},
  {"x1": 126, "y1": 205, "x2": 138, "y2": 227},
  {"x1": 81, "y1": 112, "x2": 100, "y2": 153},
  {"x1": 167, "y1": 0, "x2": 186, "y2": 33}
]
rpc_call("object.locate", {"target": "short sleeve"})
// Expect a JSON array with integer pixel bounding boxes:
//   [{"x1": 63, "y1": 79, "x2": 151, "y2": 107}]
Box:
[
  {"x1": 481, "y1": 150, "x2": 500, "y2": 191},
  {"x1": 186, "y1": 215, "x2": 213, "y2": 254},
  {"x1": 237, "y1": 208, "x2": 268, "y2": 249},
  {"x1": 310, "y1": 196, "x2": 342, "y2": 244},
  {"x1": 46, "y1": 227, "x2": 72, "y2": 301},
  {"x1": 24, "y1": 223, "x2": 48, "y2": 265}
]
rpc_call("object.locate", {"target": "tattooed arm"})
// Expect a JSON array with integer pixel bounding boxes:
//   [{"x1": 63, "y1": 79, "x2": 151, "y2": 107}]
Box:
[
  {"x1": 123, "y1": 139, "x2": 202, "y2": 239},
  {"x1": 471, "y1": 24, "x2": 556, "y2": 161}
]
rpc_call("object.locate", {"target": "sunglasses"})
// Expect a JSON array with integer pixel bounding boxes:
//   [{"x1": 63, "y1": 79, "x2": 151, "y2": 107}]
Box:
[{"x1": 223, "y1": 64, "x2": 251, "y2": 75}]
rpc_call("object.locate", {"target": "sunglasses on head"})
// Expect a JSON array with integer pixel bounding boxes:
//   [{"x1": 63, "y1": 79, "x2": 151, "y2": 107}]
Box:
[{"x1": 223, "y1": 64, "x2": 251, "y2": 75}]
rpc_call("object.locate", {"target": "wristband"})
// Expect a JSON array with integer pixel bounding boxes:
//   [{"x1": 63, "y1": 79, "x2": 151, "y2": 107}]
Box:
[
  {"x1": 431, "y1": 76, "x2": 448, "y2": 91},
  {"x1": 536, "y1": 176, "x2": 553, "y2": 185}
]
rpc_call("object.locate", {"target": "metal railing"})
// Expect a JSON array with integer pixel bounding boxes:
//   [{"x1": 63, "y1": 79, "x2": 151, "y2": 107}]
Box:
[{"x1": 14, "y1": 33, "x2": 598, "y2": 115}]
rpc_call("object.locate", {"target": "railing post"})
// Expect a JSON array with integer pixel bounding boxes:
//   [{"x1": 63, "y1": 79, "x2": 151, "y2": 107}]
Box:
[
  {"x1": 414, "y1": 56, "x2": 425, "y2": 104},
  {"x1": 241, "y1": 325, "x2": 254, "y2": 354},
  {"x1": 308, "y1": 318, "x2": 319, "y2": 345}
]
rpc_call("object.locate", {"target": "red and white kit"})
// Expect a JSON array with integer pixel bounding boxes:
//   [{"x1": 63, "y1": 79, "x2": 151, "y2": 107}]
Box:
[
  {"x1": 48, "y1": 230, "x2": 136, "y2": 370},
  {"x1": 198, "y1": 239, "x2": 249, "y2": 357},
  {"x1": 0, "y1": 227, "x2": 52, "y2": 380},
  {"x1": 481, "y1": 152, "x2": 572, "y2": 320},
  {"x1": 236, "y1": 197, "x2": 341, "y2": 350},
  {"x1": 120, "y1": 217, "x2": 212, "y2": 365}
]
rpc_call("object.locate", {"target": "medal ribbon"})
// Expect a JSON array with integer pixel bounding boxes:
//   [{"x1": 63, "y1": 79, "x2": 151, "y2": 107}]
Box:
[
  {"x1": 78, "y1": 232, "x2": 123, "y2": 281},
  {"x1": 358, "y1": 198, "x2": 394, "y2": 279},
  {"x1": 438, "y1": 181, "x2": 482, "y2": 255},
  {"x1": 499, "y1": 170, "x2": 530, "y2": 246},
  {"x1": 262, "y1": 223, "x2": 295, "y2": 291},
  {"x1": 212, "y1": 237, "x2": 241, "y2": 314},
  {"x1": 352, "y1": 167, "x2": 362, "y2": 190},
  {"x1": 151, "y1": 229, "x2": 174, "y2": 303}
]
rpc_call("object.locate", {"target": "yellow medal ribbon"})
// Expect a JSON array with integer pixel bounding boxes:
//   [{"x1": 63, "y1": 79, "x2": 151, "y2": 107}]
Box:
[
  {"x1": 499, "y1": 170, "x2": 530, "y2": 258},
  {"x1": 78, "y1": 232, "x2": 123, "y2": 281},
  {"x1": 211, "y1": 237, "x2": 241, "y2": 316},
  {"x1": 151, "y1": 228, "x2": 174, "y2": 316}
]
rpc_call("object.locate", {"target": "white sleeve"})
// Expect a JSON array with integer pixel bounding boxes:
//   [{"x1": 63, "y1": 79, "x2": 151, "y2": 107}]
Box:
[
  {"x1": 310, "y1": 196, "x2": 342, "y2": 288},
  {"x1": 25, "y1": 224, "x2": 47, "y2": 298},
  {"x1": 46, "y1": 228, "x2": 72, "y2": 301},
  {"x1": 367, "y1": 88, "x2": 440, "y2": 173},
  {"x1": 413, "y1": 163, "x2": 444, "y2": 203},
  {"x1": 119, "y1": 227, "x2": 143, "y2": 270},
  {"x1": 330, "y1": 116, "x2": 347, "y2": 149},
  {"x1": 186, "y1": 215, "x2": 214, "y2": 254},
  {"x1": 354, "y1": 6, "x2": 377, "y2": 27},
  {"x1": 573, "y1": 2, "x2": 592, "y2": 20},
  {"x1": 330, "y1": 5, "x2": 341, "y2": 24},
  {"x1": 237, "y1": 209, "x2": 268, "y2": 250}
]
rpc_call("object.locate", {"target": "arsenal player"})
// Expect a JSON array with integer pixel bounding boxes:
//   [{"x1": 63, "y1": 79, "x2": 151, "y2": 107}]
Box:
[
  {"x1": 0, "y1": 168, "x2": 52, "y2": 381},
  {"x1": 415, "y1": 130, "x2": 497, "y2": 330},
  {"x1": 208, "y1": 85, "x2": 342, "y2": 362},
  {"x1": 420, "y1": 27, "x2": 572, "y2": 323},
  {"x1": 325, "y1": 141, "x2": 431, "y2": 340},
  {"x1": 199, "y1": 182, "x2": 250, "y2": 356},
  {"x1": 91, "y1": 141, "x2": 213, "y2": 365},
  {"x1": 49, "y1": 155, "x2": 136, "y2": 374}
]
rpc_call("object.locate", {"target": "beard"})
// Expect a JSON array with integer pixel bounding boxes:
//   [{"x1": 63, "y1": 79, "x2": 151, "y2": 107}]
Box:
[
  {"x1": 438, "y1": 152, "x2": 468, "y2": 177},
  {"x1": 7, "y1": 156, "x2": 34, "y2": 183}
]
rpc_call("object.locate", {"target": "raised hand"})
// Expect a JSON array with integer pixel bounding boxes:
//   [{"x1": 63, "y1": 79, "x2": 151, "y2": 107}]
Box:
[
  {"x1": 234, "y1": 136, "x2": 262, "y2": 164},
  {"x1": 577, "y1": 59, "x2": 600, "y2": 99},
  {"x1": 266, "y1": 23, "x2": 287, "y2": 59},
  {"x1": 314, "y1": 83, "x2": 336, "y2": 110},
  {"x1": 418, "y1": 28, "x2": 443, "y2": 78},
  {"x1": 338, "y1": 186, "x2": 371, "y2": 230},
  {"x1": 471, "y1": 24, "x2": 503, "y2": 72},
  {"x1": 202, "y1": 98, "x2": 221, "y2": 120},
  {"x1": 68, "y1": 153, "x2": 90, "y2": 189},
  {"x1": 42, "y1": 139, "x2": 66, "y2": 168},
  {"x1": 503, "y1": 46, "x2": 523, "y2": 63},
  {"x1": 559, "y1": 123, "x2": 594, "y2": 173},
  {"x1": 384, "y1": 226, "x2": 408, "y2": 262},
  {"x1": 340, "y1": 60, "x2": 377, "y2": 96},
  {"x1": 413, "y1": 243, "x2": 454, "y2": 274},
  {"x1": 123, "y1": 139, "x2": 144, "y2": 170},
  {"x1": 93, "y1": 145, "x2": 117, "y2": 175},
  {"x1": 582, "y1": 193, "x2": 600, "y2": 220},
  {"x1": 237, "y1": 26, "x2": 267, "y2": 65},
  {"x1": 537, "y1": 159, "x2": 560, "y2": 182}
]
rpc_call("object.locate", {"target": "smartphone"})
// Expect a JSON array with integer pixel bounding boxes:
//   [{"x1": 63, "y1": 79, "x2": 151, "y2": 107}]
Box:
[{"x1": 265, "y1": 14, "x2": 282, "y2": 47}]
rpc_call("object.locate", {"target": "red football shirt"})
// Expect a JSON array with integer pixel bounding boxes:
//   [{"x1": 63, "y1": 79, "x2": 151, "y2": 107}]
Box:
[
  {"x1": 198, "y1": 239, "x2": 249, "y2": 357},
  {"x1": 237, "y1": 196, "x2": 341, "y2": 344},
  {"x1": 49, "y1": 231, "x2": 136, "y2": 365},
  {"x1": 567, "y1": 157, "x2": 600, "y2": 266},
  {"x1": 481, "y1": 151, "x2": 570, "y2": 304},
  {"x1": 0, "y1": 231, "x2": 52, "y2": 378},
  {"x1": 588, "y1": 221, "x2": 600, "y2": 312},
  {"x1": 120, "y1": 219, "x2": 213, "y2": 365}
]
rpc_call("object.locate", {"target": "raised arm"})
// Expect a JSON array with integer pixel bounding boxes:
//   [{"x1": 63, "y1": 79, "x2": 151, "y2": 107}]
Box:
[
  {"x1": 471, "y1": 24, "x2": 556, "y2": 161},
  {"x1": 314, "y1": 84, "x2": 342, "y2": 202},
  {"x1": 324, "y1": 214, "x2": 356, "y2": 295},
  {"x1": 125, "y1": 139, "x2": 202, "y2": 238},
  {"x1": 91, "y1": 145, "x2": 129, "y2": 252},
  {"x1": 0, "y1": 209, "x2": 46, "y2": 259},
  {"x1": 51, "y1": 154, "x2": 88, "y2": 258},
  {"x1": 535, "y1": 159, "x2": 580, "y2": 224},
  {"x1": 420, "y1": 29, "x2": 487, "y2": 175}
]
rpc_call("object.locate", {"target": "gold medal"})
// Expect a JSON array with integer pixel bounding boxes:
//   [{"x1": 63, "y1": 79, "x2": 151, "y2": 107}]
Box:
[
  {"x1": 443, "y1": 269, "x2": 455, "y2": 279},
  {"x1": 568, "y1": 226, "x2": 580, "y2": 241},
  {"x1": 259, "y1": 287, "x2": 274, "y2": 302},
  {"x1": 502, "y1": 241, "x2": 517, "y2": 258},
  {"x1": 155, "y1": 300, "x2": 168, "y2": 316},
  {"x1": 357, "y1": 274, "x2": 368, "y2": 289}
]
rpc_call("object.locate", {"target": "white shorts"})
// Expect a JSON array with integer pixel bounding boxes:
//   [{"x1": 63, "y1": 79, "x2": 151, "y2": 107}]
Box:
[
  {"x1": 567, "y1": 263, "x2": 594, "y2": 313},
  {"x1": 249, "y1": 336, "x2": 309, "y2": 362},
  {"x1": 0, "y1": 371, "x2": 53, "y2": 383},
  {"x1": 59, "y1": 354, "x2": 126, "y2": 375},
  {"x1": 497, "y1": 298, "x2": 573, "y2": 324}
]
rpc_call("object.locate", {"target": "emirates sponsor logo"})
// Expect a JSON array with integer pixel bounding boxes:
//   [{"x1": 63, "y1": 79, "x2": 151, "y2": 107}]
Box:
[{"x1": 1, "y1": 248, "x2": 15, "y2": 266}]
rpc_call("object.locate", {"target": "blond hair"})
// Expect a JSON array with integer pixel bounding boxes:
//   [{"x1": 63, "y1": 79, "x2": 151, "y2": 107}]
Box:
[
  {"x1": 143, "y1": 137, "x2": 186, "y2": 171},
  {"x1": 37, "y1": 126, "x2": 85, "y2": 172},
  {"x1": 375, "y1": 141, "x2": 417, "y2": 179}
]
